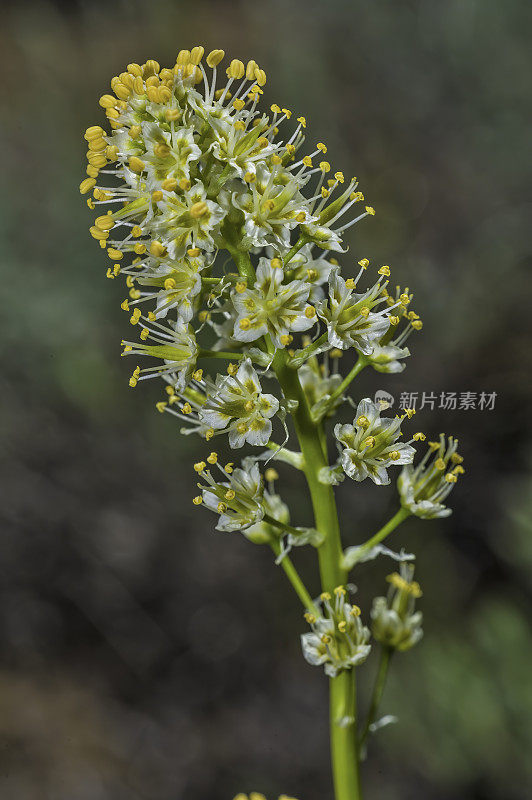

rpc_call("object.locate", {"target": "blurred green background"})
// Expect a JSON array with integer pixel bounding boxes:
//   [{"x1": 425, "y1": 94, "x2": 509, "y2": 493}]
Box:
[{"x1": 1, "y1": 1, "x2": 531, "y2": 798}]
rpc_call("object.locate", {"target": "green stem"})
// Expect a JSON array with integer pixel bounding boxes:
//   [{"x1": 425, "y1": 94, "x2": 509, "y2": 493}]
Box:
[
  {"x1": 317, "y1": 356, "x2": 368, "y2": 420},
  {"x1": 283, "y1": 236, "x2": 307, "y2": 267},
  {"x1": 270, "y1": 540, "x2": 318, "y2": 614},
  {"x1": 264, "y1": 515, "x2": 308, "y2": 540},
  {"x1": 359, "y1": 647, "x2": 393, "y2": 750},
  {"x1": 341, "y1": 508, "x2": 410, "y2": 569},
  {"x1": 198, "y1": 349, "x2": 244, "y2": 361},
  {"x1": 273, "y1": 350, "x2": 362, "y2": 800}
]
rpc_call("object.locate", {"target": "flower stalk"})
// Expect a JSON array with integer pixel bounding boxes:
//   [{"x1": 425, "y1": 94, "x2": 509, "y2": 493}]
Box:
[{"x1": 80, "y1": 45, "x2": 464, "y2": 800}]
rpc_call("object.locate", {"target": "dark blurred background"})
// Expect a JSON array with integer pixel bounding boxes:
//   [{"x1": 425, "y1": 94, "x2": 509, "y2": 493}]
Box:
[{"x1": 1, "y1": 1, "x2": 531, "y2": 798}]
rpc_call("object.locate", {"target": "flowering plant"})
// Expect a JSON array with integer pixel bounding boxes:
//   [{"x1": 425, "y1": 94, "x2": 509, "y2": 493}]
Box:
[{"x1": 80, "y1": 46, "x2": 464, "y2": 800}]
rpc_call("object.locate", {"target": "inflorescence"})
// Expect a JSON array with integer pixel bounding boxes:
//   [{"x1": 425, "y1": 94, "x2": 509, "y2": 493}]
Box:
[{"x1": 81, "y1": 45, "x2": 463, "y2": 691}]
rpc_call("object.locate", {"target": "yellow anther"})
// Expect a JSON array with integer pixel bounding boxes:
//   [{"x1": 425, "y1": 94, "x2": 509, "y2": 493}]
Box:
[
  {"x1": 302, "y1": 155, "x2": 313, "y2": 168},
  {"x1": 304, "y1": 612, "x2": 316, "y2": 625},
  {"x1": 187, "y1": 247, "x2": 201, "y2": 257},
  {"x1": 156, "y1": 401, "x2": 167, "y2": 413},
  {"x1": 239, "y1": 318, "x2": 251, "y2": 331},
  {"x1": 143, "y1": 59, "x2": 160, "y2": 76},
  {"x1": 132, "y1": 76, "x2": 145, "y2": 95},
  {"x1": 107, "y1": 248, "x2": 123, "y2": 260},
  {"x1": 130, "y1": 308, "x2": 141, "y2": 325},
  {"x1": 365, "y1": 206, "x2": 376, "y2": 215},
  {"x1": 265, "y1": 468, "x2": 279, "y2": 482},
  {"x1": 363, "y1": 436, "x2": 376, "y2": 448},
  {"x1": 225, "y1": 489, "x2": 236, "y2": 501},
  {"x1": 217, "y1": 502, "x2": 227, "y2": 514},
  {"x1": 127, "y1": 63, "x2": 143, "y2": 77},
  {"x1": 134, "y1": 243, "x2": 146, "y2": 254},
  {"x1": 389, "y1": 315, "x2": 400, "y2": 326},
  {"x1": 244, "y1": 172, "x2": 256, "y2": 183},
  {"x1": 232, "y1": 98, "x2": 245, "y2": 111},
  {"x1": 350, "y1": 605, "x2": 361, "y2": 617},
  {"x1": 389, "y1": 450, "x2": 401, "y2": 461},
  {"x1": 84, "y1": 125, "x2": 105, "y2": 141},
  {"x1": 224, "y1": 462, "x2": 234, "y2": 474},
  {"x1": 150, "y1": 241, "x2": 167, "y2": 257},
  {"x1": 319, "y1": 161, "x2": 331, "y2": 173},
  {"x1": 194, "y1": 461, "x2": 206, "y2": 473},
  {"x1": 411, "y1": 320, "x2": 423, "y2": 330},
  {"x1": 280, "y1": 334, "x2": 293, "y2": 346},
  {"x1": 205, "y1": 429, "x2": 215, "y2": 440},
  {"x1": 330, "y1": 348, "x2": 343, "y2": 358},
  {"x1": 236, "y1": 422, "x2": 247, "y2": 434},
  {"x1": 227, "y1": 59, "x2": 245, "y2": 79},
  {"x1": 189, "y1": 45, "x2": 204, "y2": 65},
  {"x1": 129, "y1": 376, "x2": 138, "y2": 388},
  {"x1": 164, "y1": 278, "x2": 177, "y2": 290},
  {"x1": 120, "y1": 299, "x2": 129, "y2": 311},
  {"x1": 271, "y1": 154, "x2": 282, "y2": 165},
  {"x1": 334, "y1": 171, "x2": 345, "y2": 183},
  {"x1": 297, "y1": 116, "x2": 307, "y2": 128},
  {"x1": 413, "y1": 432, "x2": 426, "y2": 441},
  {"x1": 320, "y1": 592, "x2": 331, "y2": 602},
  {"x1": 147, "y1": 311, "x2": 156, "y2": 321},
  {"x1": 320, "y1": 634, "x2": 331, "y2": 644},
  {"x1": 182, "y1": 403, "x2": 192, "y2": 414},
  {"x1": 207, "y1": 452, "x2": 218, "y2": 464},
  {"x1": 359, "y1": 306, "x2": 370, "y2": 317},
  {"x1": 428, "y1": 441, "x2": 440, "y2": 451},
  {"x1": 128, "y1": 156, "x2": 145, "y2": 173},
  {"x1": 79, "y1": 177, "x2": 96, "y2": 194},
  {"x1": 99, "y1": 94, "x2": 117, "y2": 108},
  {"x1": 190, "y1": 201, "x2": 208, "y2": 218},
  {"x1": 357, "y1": 415, "x2": 370, "y2": 429},
  {"x1": 113, "y1": 82, "x2": 131, "y2": 101},
  {"x1": 164, "y1": 108, "x2": 181, "y2": 123},
  {"x1": 207, "y1": 49, "x2": 225, "y2": 68},
  {"x1": 345, "y1": 278, "x2": 355, "y2": 289},
  {"x1": 193, "y1": 496, "x2": 203, "y2": 505},
  {"x1": 152, "y1": 190, "x2": 163, "y2": 203},
  {"x1": 140, "y1": 328, "x2": 149, "y2": 340},
  {"x1": 405, "y1": 408, "x2": 416, "y2": 418},
  {"x1": 154, "y1": 142, "x2": 171, "y2": 158},
  {"x1": 435, "y1": 458, "x2": 446, "y2": 471},
  {"x1": 282, "y1": 108, "x2": 292, "y2": 119},
  {"x1": 317, "y1": 142, "x2": 327, "y2": 153},
  {"x1": 453, "y1": 465, "x2": 465, "y2": 475},
  {"x1": 305, "y1": 306, "x2": 316, "y2": 318},
  {"x1": 95, "y1": 214, "x2": 114, "y2": 230},
  {"x1": 338, "y1": 621, "x2": 347, "y2": 633},
  {"x1": 235, "y1": 281, "x2": 247, "y2": 293},
  {"x1": 378, "y1": 265, "x2": 391, "y2": 277},
  {"x1": 227, "y1": 363, "x2": 238, "y2": 376},
  {"x1": 451, "y1": 453, "x2": 464, "y2": 464},
  {"x1": 358, "y1": 259, "x2": 370, "y2": 269}
]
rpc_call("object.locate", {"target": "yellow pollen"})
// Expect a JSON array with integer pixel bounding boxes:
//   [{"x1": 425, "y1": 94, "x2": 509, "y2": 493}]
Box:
[
  {"x1": 305, "y1": 306, "x2": 316, "y2": 318},
  {"x1": 190, "y1": 201, "x2": 208, "y2": 218},
  {"x1": 128, "y1": 157, "x2": 145, "y2": 173},
  {"x1": 207, "y1": 452, "x2": 218, "y2": 464},
  {"x1": 265, "y1": 468, "x2": 279, "y2": 482},
  {"x1": 365, "y1": 205, "x2": 376, "y2": 215},
  {"x1": 358, "y1": 258, "x2": 370, "y2": 268},
  {"x1": 224, "y1": 462, "x2": 234, "y2": 473},
  {"x1": 193, "y1": 496, "x2": 203, "y2": 505},
  {"x1": 239, "y1": 318, "x2": 251, "y2": 331},
  {"x1": 435, "y1": 458, "x2": 446, "y2": 471},
  {"x1": 357, "y1": 415, "x2": 370, "y2": 429},
  {"x1": 206, "y1": 49, "x2": 225, "y2": 68}
]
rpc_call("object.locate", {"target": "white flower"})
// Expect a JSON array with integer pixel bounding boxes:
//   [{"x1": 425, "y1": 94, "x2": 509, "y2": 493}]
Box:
[
  {"x1": 196, "y1": 458, "x2": 264, "y2": 532},
  {"x1": 142, "y1": 123, "x2": 201, "y2": 189},
  {"x1": 244, "y1": 490, "x2": 290, "y2": 545},
  {"x1": 286, "y1": 244, "x2": 335, "y2": 302},
  {"x1": 365, "y1": 285, "x2": 423, "y2": 373},
  {"x1": 318, "y1": 269, "x2": 391, "y2": 353},
  {"x1": 199, "y1": 359, "x2": 279, "y2": 448},
  {"x1": 301, "y1": 587, "x2": 371, "y2": 677},
  {"x1": 334, "y1": 398, "x2": 415, "y2": 485},
  {"x1": 232, "y1": 258, "x2": 315, "y2": 348},
  {"x1": 371, "y1": 564, "x2": 423, "y2": 651},
  {"x1": 130, "y1": 252, "x2": 205, "y2": 321},
  {"x1": 151, "y1": 180, "x2": 226, "y2": 257},
  {"x1": 230, "y1": 164, "x2": 314, "y2": 250},
  {"x1": 398, "y1": 434, "x2": 464, "y2": 519},
  {"x1": 122, "y1": 318, "x2": 198, "y2": 389}
]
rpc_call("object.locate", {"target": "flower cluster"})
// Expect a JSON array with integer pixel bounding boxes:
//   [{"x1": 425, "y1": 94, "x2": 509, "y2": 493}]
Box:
[
  {"x1": 398, "y1": 434, "x2": 464, "y2": 518},
  {"x1": 301, "y1": 587, "x2": 371, "y2": 677},
  {"x1": 371, "y1": 564, "x2": 423, "y2": 651},
  {"x1": 81, "y1": 50, "x2": 465, "y2": 782},
  {"x1": 331, "y1": 398, "x2": 421, "y2": 485}
]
